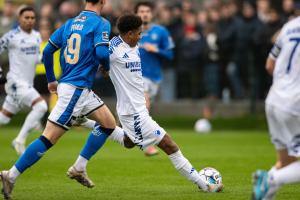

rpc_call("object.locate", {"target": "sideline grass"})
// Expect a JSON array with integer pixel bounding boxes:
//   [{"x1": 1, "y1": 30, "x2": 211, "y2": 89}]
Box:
[{"x1": 0, "y1": 127, "x2": 299, "y2": 200}]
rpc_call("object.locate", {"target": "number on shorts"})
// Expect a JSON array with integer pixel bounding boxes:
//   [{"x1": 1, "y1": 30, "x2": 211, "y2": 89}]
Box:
[{"x1": 64, "y1": 33, "x2": 81, "y2": 64}]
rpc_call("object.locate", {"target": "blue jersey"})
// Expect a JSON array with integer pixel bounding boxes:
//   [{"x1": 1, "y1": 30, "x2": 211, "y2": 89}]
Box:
[
  {"x1": 49, "y1": 10, "x2": 111, "y2": 88},
  {"x1": 139, "y1": 24, "x2": 174, "y2": 82}
]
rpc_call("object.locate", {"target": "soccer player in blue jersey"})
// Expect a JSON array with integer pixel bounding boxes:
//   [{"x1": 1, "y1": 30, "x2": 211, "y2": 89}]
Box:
[
  {"x1": 135, "y1": 1, "x2": 175, "y2": 156},
  {"x1": 0, "y1": 0, "x2": 121, "y2": 198}
]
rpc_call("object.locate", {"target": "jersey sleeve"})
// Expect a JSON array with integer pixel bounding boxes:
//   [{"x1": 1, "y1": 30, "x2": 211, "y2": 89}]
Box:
[
  {"x1": 0, "y1": 31, "x2": 11, "y2": 54},
  {"x1": 269, "y1": 28, "x2": 284, "y2": 60},
  {"x1": 94, "y1": 19, "x2": 111, "y2": 47},
  {"x1": 49, "y1": 24, "x2": 65, "y2": 49},
  {"x1": 160, "y1": 28, "x2": 175, "y2": 50}
]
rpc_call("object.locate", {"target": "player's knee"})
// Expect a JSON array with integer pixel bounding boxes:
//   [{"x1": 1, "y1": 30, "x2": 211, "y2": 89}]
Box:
[
  {"x1": 33, "y1": 100, "x2": 48, "y2": 113},
  {"x1": 124, "y1": 135, "x2": 135, "y2": 149},
  {"x1": 158, "y1": 134, "x2": 179, "y2": 154},
  {"x1": 0, "y1": 111, "x2": 11, "y2": 125}
]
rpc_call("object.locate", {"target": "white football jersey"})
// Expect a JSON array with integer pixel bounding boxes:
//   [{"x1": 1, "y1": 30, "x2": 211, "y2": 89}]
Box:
[
  {"x1": 109, "y1": 36, "x2": 147, "y2": 115},
  {"x1": 0, "y1": 26, "x2": 41, "y2": 85},
  {"x1": 266, "y1": 16, "x2": 300, "y2": 115}
]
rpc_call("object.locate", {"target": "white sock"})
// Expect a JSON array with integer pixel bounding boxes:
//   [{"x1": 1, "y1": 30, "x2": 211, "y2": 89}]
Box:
[
  {"x1": 269, "y1": 166, "x2": 277, "y2": 175},
  {"x1": 15, "y1": 101, "x2": 47, "y2": 144},
  {"x1": 108, "y1": 126, "x2": 124, "y2": 147},
  {"x1": 73, "y1": 155, "x2": 88, "y2": 172},
  {"x1": 8, "y1": 166, "x2": 20, "y2": 183},
  {"x1": 168, "y1": 150, "x2": 208, "y2": 191},
  {"x1": 80, "y1": 119, "x2": 96, "y2": 129},
  {"x1": 270, "y1": 161, "x2": 300, "y2": 186}
]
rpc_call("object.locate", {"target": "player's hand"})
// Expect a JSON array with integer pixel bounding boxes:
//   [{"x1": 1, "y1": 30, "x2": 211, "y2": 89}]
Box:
[
  {"x1": 99, "y1": 67, "x2": 110, "y2": 78},
  {"x1": 48, "y1": 81, "x2": 58, "y2": 94},
  {"x1": 142, "y1": 43, "x2": 158, "y2": 53}
]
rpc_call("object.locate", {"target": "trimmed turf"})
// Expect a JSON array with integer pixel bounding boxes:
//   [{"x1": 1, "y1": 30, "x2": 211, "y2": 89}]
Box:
[{"x1": 0, "y1": 127, "x2": 299, "y2": 200}]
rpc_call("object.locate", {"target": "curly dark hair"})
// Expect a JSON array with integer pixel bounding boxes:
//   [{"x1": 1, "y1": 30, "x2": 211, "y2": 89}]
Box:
[{"x1": 117, "y1": 14, "x2": 142, "y2": 34}]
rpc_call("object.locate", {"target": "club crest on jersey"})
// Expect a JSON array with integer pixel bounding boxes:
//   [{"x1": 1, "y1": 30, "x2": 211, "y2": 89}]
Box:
[
  {"x1": 102, "y1": 32, "x2": 109, "y2": 41},
  {"x1": 151, "y1": 33, "x2": 158, "y2": 40}
]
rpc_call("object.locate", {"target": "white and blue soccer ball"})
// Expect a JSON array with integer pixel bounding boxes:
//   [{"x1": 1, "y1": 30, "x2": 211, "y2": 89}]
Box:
[
  {"x1": 194, "y1": 118, "x2": 212, "y2": 133},
  {"x1": 199, "y1": 167, "x2": 222, "y2": 185}
]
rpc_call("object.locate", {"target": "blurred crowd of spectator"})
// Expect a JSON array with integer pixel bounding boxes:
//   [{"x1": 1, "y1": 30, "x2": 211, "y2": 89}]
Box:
[{"x1": 0, "y1": 0, "x2": 298, "y2": 102}]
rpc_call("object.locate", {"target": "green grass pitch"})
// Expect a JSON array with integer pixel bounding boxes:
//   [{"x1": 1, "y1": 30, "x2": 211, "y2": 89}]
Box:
[{"x1": 0, "y1": 127, "x2": 299, "y2": 200}]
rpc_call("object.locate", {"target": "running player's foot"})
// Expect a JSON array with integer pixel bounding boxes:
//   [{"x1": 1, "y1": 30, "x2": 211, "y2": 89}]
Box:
[
  {"x1": 11, "y1": 139, "x2": 25, "y2": 155},
  {"x1": 144, "y1": 146, "x2": 159, "y2": 156},
  {"x1": 251, "y1": 170, "x2": 278, "y2": 200},
  {"x1": 207, "y1": 183, "x2": 224, "y2": 192},
  {"x1": 0, "y1": 171, "x2": 14, "y2": 200},
  {"x1": 67, "y1": 166, "x2": 95, "y2": 188}
]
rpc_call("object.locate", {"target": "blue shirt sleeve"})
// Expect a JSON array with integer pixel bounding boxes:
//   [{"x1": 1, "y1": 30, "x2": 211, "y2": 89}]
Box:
[
  {"x1": 42, "y1": 42, "x2": 58, "y2": 83},
  {"x1": 96, "y1": 45, "x2": 110, "y2": 71},
  {"x1": 49, "y1": 24, "x2": 65, "y2": 49},
  {"x1": 158, "y1": 28, "x2": 174, "y2": 60},
  {"x1": 94, "y1": 19, "x2": 111, "y2": 47}
]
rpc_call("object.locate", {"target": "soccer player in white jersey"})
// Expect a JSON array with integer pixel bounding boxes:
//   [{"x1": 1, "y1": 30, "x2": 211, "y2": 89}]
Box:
[
  {"x1": 69, "y1": 14, "x2": 223, "y2": 193},
  {"x1": 252, "y1": 13, "x2": 300, "y2": 200},
  {"x1": 0, "y1": 7, "x2": 48, "y2": 155}
]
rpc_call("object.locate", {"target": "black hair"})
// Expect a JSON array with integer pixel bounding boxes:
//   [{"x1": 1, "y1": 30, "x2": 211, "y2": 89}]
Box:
[
  {"x1": 134, "y1": 1, "x2": 154, "y2": 13},
  {"x1": 19, "y1": 6, "x2": 35, "y2": 16},
  {"x1": 86, "y1": 0, "x2": 100, "y2": 5},
  {"x1": 117, "y1": 14, "x2": 142, "y2": 34}
]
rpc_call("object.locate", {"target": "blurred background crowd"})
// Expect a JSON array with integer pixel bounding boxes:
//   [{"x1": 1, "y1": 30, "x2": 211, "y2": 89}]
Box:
[{"x1": 0, "y1": 0, "x2": 297, "y2": 104}]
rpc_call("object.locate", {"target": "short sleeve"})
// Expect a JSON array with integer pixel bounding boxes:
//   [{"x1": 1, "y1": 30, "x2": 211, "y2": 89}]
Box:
[
  {"x1": 269, "y1": 28, "x2": 284, "y2": 60},
  {"x1": 49, "y1": 24, "x2": 65, "y2": 49},
  {"x1": 94, "y1": 19, "x2": 111, "y2": 47},
  {"x1": 0, "y1": 31, "x2": 11, "y2": 54}
]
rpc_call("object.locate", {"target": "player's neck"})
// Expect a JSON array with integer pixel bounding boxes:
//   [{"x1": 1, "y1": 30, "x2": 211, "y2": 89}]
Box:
[
  {"x1": 20, "y1": 26, "x2": 32, "y2": 34},
  {"x1": 85, "y1": 4, "x2": 101, "y2": 15},
  {"x1": 120, "y1": 35, "x2": 135, "y2": 48},
  {"x1": 143, "y1": 23, "x2": 152, "y2": 31},
  {"x1": 143, "y1": 23, "x2": 150, "y2": 31}
]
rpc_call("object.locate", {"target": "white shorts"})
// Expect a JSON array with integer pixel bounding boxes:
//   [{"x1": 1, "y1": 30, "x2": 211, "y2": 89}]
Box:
[
  {"x1": 119, "y1": 109, "x2": 166, "y2": 150},
  {"x1": 48, "y1": 83, "x2": 104, "y2": 130},
  {"x1": 3, "y1": 79, "x2": 41, "y2": 114},
  {"x1": 143, "y1": 77, "x2": 160, "y2": 99},
  {"x1": 266, "y1": 104, "x2": 300, "y2": 157}
]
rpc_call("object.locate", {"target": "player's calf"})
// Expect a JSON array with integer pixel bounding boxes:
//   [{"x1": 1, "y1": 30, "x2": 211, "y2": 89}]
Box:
[
  {"x1": 124, "y1": 135, "x2": 135, "y2": 149},
  {"x1": 157, "y1": 134, "x2": 179, "y2": 155}
]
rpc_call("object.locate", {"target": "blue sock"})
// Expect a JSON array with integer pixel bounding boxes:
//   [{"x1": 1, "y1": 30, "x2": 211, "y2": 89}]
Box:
[
  {"x1": 80, "y1": 125, "x2": 113, "y2": 160},
  {"x1": 15, "y1": 136, "x2": 53, "y2": 173}
]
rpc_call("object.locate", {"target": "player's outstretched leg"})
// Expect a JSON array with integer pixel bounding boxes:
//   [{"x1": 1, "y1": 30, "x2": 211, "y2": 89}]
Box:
[
  {"x1": 12, "y1": 100, "x2": 48, "y2": 155},
  {"x1": 157, "y1": 134, "x2": 223, "y2": 193},
  {"x1": 68, "y1": 125, "x2": 124, "y2": 187}
]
